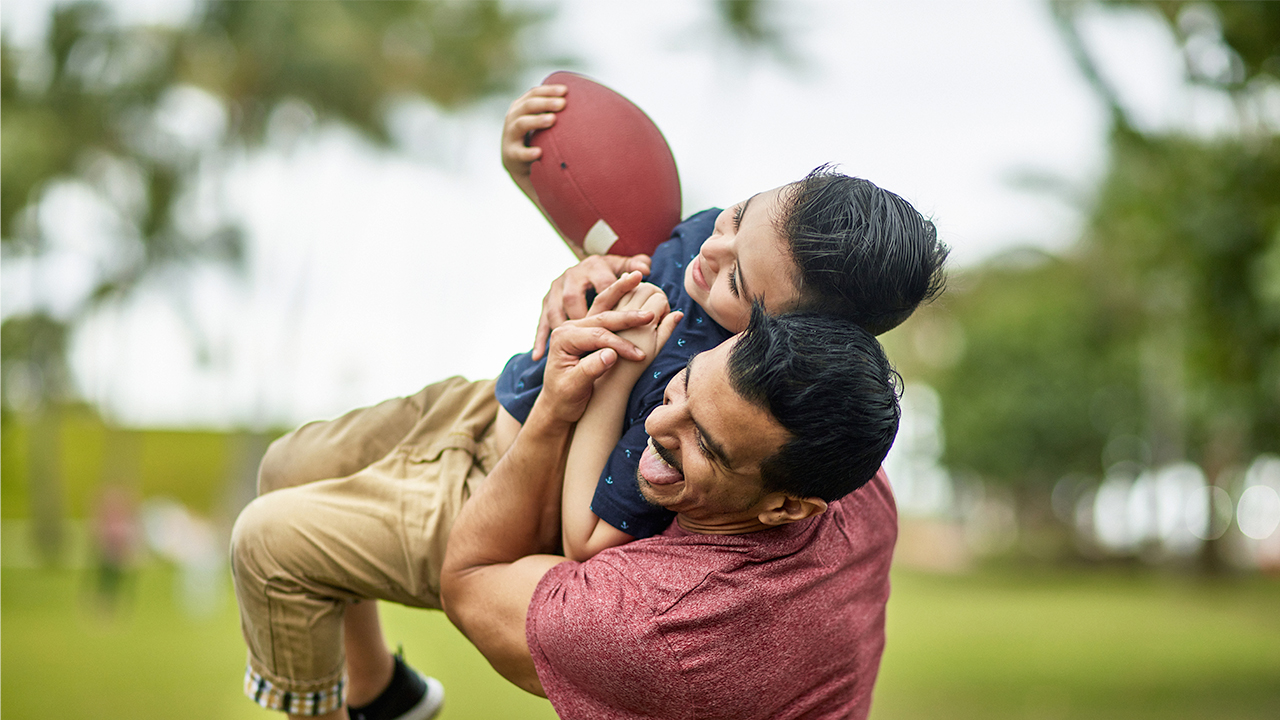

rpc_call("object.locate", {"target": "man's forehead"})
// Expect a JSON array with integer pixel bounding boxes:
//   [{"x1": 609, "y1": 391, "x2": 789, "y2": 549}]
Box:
[{"x1": 686, "y1": 344, "x2": 788, "y2": 469}]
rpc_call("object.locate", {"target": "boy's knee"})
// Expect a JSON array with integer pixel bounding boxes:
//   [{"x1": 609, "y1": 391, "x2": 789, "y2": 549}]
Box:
[
  {"x1": 230, "y1": 492, "x2": 297, "y2": 583},
  {"x1": 256, "y1": 434, "x2": 299, "y2": 495}
]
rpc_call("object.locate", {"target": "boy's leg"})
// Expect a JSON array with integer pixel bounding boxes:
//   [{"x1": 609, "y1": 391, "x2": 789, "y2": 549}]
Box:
[
  {"x1": 253, "y1": 387, "x2": 433, "y2": 712},
  {"x1": 343, "y1": 600, "x2": 394, "y2": 706},
  {"x1": 258, "y1": 390, "x2": 434, "y2": 495},
  {"x1": 232, "y1": 377, "x2": 500, "y2": 717}
]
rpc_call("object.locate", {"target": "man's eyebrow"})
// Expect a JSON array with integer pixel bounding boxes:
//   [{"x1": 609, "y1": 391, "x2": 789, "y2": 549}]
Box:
[{"x1": 685, "y1": 353, "x2": 734, "y2": 469}]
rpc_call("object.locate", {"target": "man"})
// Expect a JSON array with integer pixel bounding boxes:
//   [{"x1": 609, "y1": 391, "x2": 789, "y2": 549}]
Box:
[{"x1": 442, "y1": 304, "x2": 901, "y2": 719}]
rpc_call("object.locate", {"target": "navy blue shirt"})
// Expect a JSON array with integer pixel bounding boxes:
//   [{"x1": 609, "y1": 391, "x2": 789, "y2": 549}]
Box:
[{"x1": 495, "y1": 209, "x2": 732, "y2": 538}]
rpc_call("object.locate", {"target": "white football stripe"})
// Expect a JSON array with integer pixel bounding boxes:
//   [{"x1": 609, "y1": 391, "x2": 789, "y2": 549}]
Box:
[{"x1": 583, "y1": 218, "x2": 618, "y2": 255}]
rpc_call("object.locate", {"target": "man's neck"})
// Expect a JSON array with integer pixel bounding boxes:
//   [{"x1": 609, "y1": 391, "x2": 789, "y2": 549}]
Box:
[{"x1": 675, "y1": 515, "x2": 774, "y2": 536}]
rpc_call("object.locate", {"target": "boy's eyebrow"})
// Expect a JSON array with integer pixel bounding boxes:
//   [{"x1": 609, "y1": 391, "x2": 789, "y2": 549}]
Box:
[{"x1": 684, "y1": 353, "x2": 734, "y2": 469}]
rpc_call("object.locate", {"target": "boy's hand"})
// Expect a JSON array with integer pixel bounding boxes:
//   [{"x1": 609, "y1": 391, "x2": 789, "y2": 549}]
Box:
[
  {"x1": 532, "y1": 254, "x2": 653, "y2": 361},
  {"x1": 501, "y1": 84, "x2": 568, "y2": 188},
  {"x1": 610, "y1": 283, "x2": 682, "y2": 374}
]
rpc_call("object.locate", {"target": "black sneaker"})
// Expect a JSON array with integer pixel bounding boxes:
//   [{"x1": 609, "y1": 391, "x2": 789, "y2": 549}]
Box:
[{"x1": 348, "y1": 652, "x2": 444, "y2": 720}]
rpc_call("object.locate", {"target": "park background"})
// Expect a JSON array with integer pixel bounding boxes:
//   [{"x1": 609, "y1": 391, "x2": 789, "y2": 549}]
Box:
[{"x1": 2, "y1": 0, "x2": 1279, "y2": 718}]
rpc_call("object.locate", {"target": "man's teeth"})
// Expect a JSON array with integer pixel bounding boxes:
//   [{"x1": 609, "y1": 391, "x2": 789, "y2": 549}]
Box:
[{"x1": 650, "y1": 439, "x2": 676, "y2": 469}]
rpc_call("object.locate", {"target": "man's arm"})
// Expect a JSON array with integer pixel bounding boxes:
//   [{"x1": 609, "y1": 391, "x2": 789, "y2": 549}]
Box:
[{"x1": 441, "y1": 307, "x2": 680, "y2": 694}]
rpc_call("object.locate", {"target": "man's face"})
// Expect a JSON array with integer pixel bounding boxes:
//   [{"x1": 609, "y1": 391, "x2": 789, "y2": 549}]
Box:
[
  {"x1": 636, "y1": 337, "x2": 792, "y2": 532},
  {"x1": 684, "y1": 185, "x2": 801, "y2": 333}
]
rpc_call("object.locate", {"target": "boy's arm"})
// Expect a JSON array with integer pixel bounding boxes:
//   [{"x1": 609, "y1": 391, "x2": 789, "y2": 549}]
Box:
[
  {"x1": 561, "y1": 281, "x2": 680, "y2": 561},
  {"x1": 560, "y1": 369, "x2": 641, "y2": 560}
]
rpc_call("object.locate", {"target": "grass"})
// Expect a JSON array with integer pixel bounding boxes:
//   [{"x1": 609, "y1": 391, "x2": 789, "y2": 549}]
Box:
[
  {"x1": 874, "y1": 565, "x2": 1280, "y2": 719},
  {"x1": 4, "y1": 560, "x2": 1278, "y2": 719},
  {"x1": 1, "y1": 563, "x2": 556, "y2": 720}
]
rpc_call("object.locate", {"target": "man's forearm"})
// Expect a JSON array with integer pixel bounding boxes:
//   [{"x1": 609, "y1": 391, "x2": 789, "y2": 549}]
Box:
[
  {"x1": 446, "y1": 401, "x2": 571, "y2": 571},
  {"x1": 439, "y1": 397, "x2": 575, "y2": 694}
]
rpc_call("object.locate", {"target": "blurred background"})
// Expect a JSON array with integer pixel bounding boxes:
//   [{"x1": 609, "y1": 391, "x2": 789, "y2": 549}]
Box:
[{"x1": 2, "y1": 0, "x2": 1278, "y2": 718}]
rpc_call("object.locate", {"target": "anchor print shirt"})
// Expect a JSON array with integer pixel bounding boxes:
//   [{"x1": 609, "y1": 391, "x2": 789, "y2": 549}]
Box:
[{"x1": 495, "y1": 209, "x2": 731, "y2": 539}]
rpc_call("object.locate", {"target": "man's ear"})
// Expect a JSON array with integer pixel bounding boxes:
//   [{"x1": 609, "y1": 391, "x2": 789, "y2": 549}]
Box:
[{"x1": 757, "y1": 493, "x2": 828, "y2": 527}]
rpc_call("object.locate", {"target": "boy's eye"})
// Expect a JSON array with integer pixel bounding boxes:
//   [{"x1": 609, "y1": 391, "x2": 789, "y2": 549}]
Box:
[
  {"x1": 728, "y1": 265, "x2": 740, "y2": 298},
  {"x1": 732, "y1": 204, "x2": 745, "y2": 229}
]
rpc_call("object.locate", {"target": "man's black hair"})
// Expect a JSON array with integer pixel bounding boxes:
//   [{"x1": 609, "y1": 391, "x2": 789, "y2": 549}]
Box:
[
  {"x1": 778, "y1": 165, "x2": 949, "y2": 335},
  {"x1": 728, "y1": 304, "x2": 901, "y2": 502}
]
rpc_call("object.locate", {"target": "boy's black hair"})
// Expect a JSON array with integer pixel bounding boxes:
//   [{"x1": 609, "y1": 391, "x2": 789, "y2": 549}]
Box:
[
  {"x1": 728, "y1": 304, "x2": 901, "y2": 501},
  {"x1": 779, "y1": 165, "x2": 949, "y2": 335}
]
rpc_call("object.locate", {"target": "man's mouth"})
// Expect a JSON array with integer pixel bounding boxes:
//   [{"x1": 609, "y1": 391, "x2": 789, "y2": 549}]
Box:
[{"x1": 638, "y1": 437, "x2": 685, "y2": 486}]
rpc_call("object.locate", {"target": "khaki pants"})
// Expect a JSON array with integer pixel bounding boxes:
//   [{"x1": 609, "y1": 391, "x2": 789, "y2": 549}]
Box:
[{"x1": 230, "y1": 376, "x2": 501, "y2": 707}]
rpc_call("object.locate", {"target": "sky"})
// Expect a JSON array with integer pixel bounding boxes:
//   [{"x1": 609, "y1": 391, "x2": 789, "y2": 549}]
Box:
[{"x1": 2, "y1": 0, "x2": 1232, "y2": 430}]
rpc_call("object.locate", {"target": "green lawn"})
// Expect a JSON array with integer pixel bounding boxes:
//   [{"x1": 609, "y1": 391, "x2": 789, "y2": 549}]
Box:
[{"x1": 3, "y1": 561, "x2": 1278, "y2": 719}]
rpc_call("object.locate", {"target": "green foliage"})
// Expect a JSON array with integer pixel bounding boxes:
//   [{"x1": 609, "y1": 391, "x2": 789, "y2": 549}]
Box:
[
  {"x1": 921, "y1": 254, "x2": 1141, "y2": 486},
  {"x1": 923, "y1": 2, "x2": 1280, "y2": 502},
  {"x1": 0, "y1": 0, "x2": 555, "y2": 408},
  {"x1": 1085, "y1": 131, "x2": 1280, "y2": 464}
]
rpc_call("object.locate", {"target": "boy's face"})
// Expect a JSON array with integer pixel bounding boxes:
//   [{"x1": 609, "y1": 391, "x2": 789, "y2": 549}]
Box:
[{"x1": 683, "y1": 185, "x2": 801, "y2": 332}]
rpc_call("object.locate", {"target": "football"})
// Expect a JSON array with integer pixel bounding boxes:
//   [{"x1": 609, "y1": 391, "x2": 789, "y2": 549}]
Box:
[{"x1": 529, "y1": 71, "x2": 682, "y2": 257}]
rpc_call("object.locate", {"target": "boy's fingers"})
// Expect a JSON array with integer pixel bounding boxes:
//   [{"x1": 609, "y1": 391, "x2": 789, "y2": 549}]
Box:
[
  {"x1": 587, "y1": 271, "x2": 644, "y2": 316},
  {"x1": 562, "y1": 283, "x2": 589, "y2": 320},
  {"x1": 654, "y1": 311, "x2": 684, "y2": 350}
]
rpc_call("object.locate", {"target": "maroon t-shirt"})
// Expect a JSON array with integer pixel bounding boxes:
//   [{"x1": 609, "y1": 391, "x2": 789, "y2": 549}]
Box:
[{"x1": 526, "y1": 469, "x2": 897, "y2": 720}]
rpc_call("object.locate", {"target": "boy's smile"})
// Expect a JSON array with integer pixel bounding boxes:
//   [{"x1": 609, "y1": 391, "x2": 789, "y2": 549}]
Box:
[{"x1": 683, "y1": 186, "x2": 801, "y2": 332}]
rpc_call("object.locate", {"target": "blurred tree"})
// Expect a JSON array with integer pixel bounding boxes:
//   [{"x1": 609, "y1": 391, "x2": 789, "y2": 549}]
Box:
[
  {"x1": 1, "y1": 0, "x2": 554, "y2": 562},
  {"x1": 901, "y1": 2, "x2": 1278, "y2": 564},
  {"x1": 1059, "y1": 0, "x2": 1280, "y2": 568},
  {"x1": 889, "y1": 1, "x2": 1272, "y2": 564},
  {"x1": 919, "y1": 252, "x2": 1142, "y2": 495}
]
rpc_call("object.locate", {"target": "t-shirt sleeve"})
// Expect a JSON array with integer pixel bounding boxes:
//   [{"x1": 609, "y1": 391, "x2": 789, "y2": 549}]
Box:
[
  {"x1": 493, "y1": 350, "x2": 546, "y2": 423},
  {"x1": 526, "y1": 558, "x2": 689, "y2": 719},
  {"x1": 590, "y1": 420, "x2": 677, "y2": 538}
]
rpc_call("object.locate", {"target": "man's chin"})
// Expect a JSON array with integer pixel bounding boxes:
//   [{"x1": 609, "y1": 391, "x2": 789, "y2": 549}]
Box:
[{"x1": 636, "y1": 472, "x2": 681, "y2": 508}]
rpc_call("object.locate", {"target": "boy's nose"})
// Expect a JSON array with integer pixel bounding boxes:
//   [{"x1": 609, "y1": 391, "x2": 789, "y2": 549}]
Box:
[{"x1": 701, "y1": 236, "x2": 730, "y2": 273}]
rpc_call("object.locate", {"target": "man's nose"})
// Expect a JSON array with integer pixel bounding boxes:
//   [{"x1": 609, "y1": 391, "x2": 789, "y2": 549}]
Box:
[{"x1": 644, "y1": 404, "x2": 682, "y2": 447}]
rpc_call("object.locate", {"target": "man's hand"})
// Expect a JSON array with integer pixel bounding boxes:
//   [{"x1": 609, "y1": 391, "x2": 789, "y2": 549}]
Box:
[
  {"x1": 539, "y1": 304, "x2": 659, "y2": 424},
  {"x1": 532, "y1": 254, "x2": 653, "y2": 360},
  {"x1": 501, "y1": 84, "x2": 567, "y2": 192}
]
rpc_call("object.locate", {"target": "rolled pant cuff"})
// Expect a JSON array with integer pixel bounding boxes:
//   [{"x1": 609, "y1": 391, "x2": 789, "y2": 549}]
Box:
[{"x1": 244, "y1": 664, "x2": 345, "y2": 715}]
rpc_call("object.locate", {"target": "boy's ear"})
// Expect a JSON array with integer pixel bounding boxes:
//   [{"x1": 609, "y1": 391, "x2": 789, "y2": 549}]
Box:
[{"x1": 758, "y1": 494, "x2": 828, "y2": 527}]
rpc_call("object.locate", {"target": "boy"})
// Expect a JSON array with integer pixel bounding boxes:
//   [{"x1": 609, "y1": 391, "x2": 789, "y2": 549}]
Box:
[{"x1": 231, "y1": 82, "x2": 947, "y2": 720}]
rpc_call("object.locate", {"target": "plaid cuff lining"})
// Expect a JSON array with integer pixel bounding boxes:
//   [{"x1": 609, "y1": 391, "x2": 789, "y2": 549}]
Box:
[{"x1": 244, "y1": 665, "x2": 345, "y2": 715}]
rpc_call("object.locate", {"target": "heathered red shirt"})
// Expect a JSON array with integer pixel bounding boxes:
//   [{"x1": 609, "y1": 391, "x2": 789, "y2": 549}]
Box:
[{"x1": 526, "y1": 469, "x2": 897, "y2": 720}]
